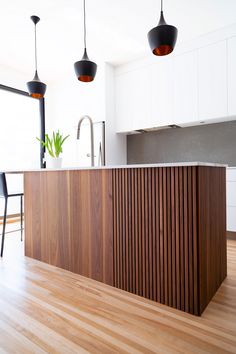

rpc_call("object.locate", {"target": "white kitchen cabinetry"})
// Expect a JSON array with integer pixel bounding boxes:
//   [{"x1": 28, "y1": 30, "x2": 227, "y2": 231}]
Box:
[
  {"x1": 227, "y1": 168, "x2": 236, "y2": 232},
  {"x1": 173, "y1": 51, "x2": 198, "y2": 125},
  {"x1": 198, "y1": 41, "x2": 227, "y2": 121},
  {"x1": 228, "y1": 36, "x2": 236, "y2": 117},
  {"x1": 150, "y1": 58, "x2": 173, "y2": 128},
  {"x1": 115, "y1": 71, "x2": 133, "y2": 133},
  {"x1": 115, "y1": 67, "x2": 151, "y2": 133},
  {"x1": 115, "y1": 35, "x2": 233, "y2": 133}
]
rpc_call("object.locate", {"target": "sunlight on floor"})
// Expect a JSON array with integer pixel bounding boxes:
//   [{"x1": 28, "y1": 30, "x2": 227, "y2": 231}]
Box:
[{"x1": 0, "y1": 222, "x2": 24, "y2": 261}]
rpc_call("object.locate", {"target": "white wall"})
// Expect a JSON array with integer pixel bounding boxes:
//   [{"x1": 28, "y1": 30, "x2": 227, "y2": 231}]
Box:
[{"x1": 0, "y1": 64, "x2": 27, "y2": 91}]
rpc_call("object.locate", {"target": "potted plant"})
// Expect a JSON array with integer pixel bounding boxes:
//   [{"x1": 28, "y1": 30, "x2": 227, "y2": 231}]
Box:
[{"x1": 37, "y1": 131, "x2": 69, "y2": 169}]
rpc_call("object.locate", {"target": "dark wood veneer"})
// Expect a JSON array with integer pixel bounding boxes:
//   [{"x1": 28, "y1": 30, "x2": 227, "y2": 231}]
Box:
[
  {"x1": 24, "y1": 170, "x2": 113, "y2": 286},
  {"x1": 24, "y1": 166, "x2": 226, "y2": 316},
  {"x1": 111, "y1": 166, "x2": 226, "y2": 315}
]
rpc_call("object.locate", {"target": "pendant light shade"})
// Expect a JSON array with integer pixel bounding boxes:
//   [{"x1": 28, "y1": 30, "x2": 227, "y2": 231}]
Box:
[
  {"x1": 27, "y1": 16, "x2": 47, "y2": 98},
  {"x1": 148, "y1": 0, "x2": 178, "y2": 56},
  {"x1": 74, "y1": 49, "x2": 97, "y2": 82},
  {"x1": 74, "y1": 0, "x2": 97, "y2": 82}
]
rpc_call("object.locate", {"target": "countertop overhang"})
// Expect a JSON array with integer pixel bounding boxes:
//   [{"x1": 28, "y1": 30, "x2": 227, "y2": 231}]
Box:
[{"x1": 4, "y1": 162, "x2": 228, "y2": 174}]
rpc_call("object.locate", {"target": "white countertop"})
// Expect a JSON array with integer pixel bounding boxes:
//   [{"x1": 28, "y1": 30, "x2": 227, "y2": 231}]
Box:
[{"x1": 4, "y1": 162, "x2": 228, "y2": 173}]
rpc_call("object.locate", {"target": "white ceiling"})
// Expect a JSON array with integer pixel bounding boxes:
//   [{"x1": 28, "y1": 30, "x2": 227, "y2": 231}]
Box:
[{"x1": 1, "y1": 0, "x2": 236, "y2": 81}]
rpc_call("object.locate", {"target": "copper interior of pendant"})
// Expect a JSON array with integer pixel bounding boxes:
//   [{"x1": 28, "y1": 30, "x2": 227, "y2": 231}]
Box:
[
  {"x1": 153, "y1": 45, "x2": 173, "y2": 56},
  {"x1": 78, "y1": 75, "x2": 94, "y2": 82},
  {"x1": 31, "y1": 93, "x2": 44, "y2": 99}
]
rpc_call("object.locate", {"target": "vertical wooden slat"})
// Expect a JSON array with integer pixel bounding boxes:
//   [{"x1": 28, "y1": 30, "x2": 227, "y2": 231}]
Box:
[
  {"x1": 122, "y1": 169, "x2": 126, "y2": 291},
  {"x1": 192, "y1": 167, "x2": 198, "y2": 315},
  {"x1": 112, "y1": 170, "x2": 117, "y2": 287},
  {"x1": 148, "y1": 168, "x2": 153, "y2": 300},
  {"x1": 109, "y1": 166, "x2": 226, "y2": 316},
  {"x1": 167, "y1": 168, "x2": 172, "y2": 306},
  {"x1": 137, "y1": 168, "x2": 142, "y2": 296},
  {"x1": 118, "y1": 169, "x2": 122, "y2": 289},
  {"x1": 152, "y1": 168, "x2": 157, "y2": 301},
  {"x1": 171, "y1": 167, "x2": 176, "y2": 309},
  {"x1": 134, "y1": 169, "x2": 138, "y2": 294},
  {"x1": 179, "y1": 167, "x2": 185, "y2": 311},
  {"x1": 124, "y1": 169, "x2": 129, "y2": 292},
  {"x1": 175, "y1": 168, "x2": 180, "y2": 310},
  {"x1": 159, "y1": 168, "x2": 164, "y2": 304},
  {"x1": 188, "y1": 167, "x2": 194, "y2": 314},
  {"x1": 144, "y1": 169, "x2": 149, "y2": 299},
  {"x1": 130, "y1": 169, "x2": 134, "y2": 293},
  {"x1": 155, "y1": 168, "x2": 160, "y2": 303},
  {"x1": 183, "y1": 167, "x2": 189, "y2": 313},
  {"x1": 163, "y1": 168, "x2": 168, "y2": 305}
]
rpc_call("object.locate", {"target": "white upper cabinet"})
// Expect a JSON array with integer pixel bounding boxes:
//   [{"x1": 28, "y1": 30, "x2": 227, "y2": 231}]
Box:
[
  {"x1": 115, "y1": 67, "x2": 151, "y2": 133},
  {"x1": 114, "y1": 29, "x2": 235, "y2": 133},
  {"x1": 173, "y1": 51, "x2": 198, "y2": 125},
  {"x1": 228, "y1": 36, "x2": 236, "y2": 117},
  {"x1": 115, "y1": 72, "x2": 133, "y2": 132},
  {"x1": 198, "y1": 41, "x2": 227, "y2": 120},
  {"x1": 150, "y1": 58, "x2": 173, "y2": 128}
]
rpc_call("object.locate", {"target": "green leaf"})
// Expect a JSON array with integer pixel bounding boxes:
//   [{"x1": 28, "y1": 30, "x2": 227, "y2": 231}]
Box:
[{"x1": 36, "y1": 130, "x2": 70, "y2": 158}]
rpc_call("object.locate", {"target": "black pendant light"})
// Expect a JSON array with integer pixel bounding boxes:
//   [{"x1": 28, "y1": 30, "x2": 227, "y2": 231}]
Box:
[
  {"x1": 148, "y1": 0, "x2": 178, "y2": 56},
  {"x1": 74, "y1": 0, "x2": 97, "y2": 82},
  {"x1": 27, "y1": 16, "x2": 46, "y2": 99}
]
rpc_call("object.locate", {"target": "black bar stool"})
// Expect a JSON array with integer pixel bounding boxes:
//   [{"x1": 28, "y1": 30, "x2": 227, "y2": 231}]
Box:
[{"x1": 0, "y1": 173, "x2": 23, "y2": 257}]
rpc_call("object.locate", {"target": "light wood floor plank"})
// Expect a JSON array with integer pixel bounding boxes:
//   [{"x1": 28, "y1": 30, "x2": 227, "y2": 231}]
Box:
[{"x1": 0, "y1": 235, "x2": 236, "y2": 353}]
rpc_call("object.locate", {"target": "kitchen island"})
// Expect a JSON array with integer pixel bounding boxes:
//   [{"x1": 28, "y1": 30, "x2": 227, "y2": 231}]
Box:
[{"x1": 23, "y1": 163, "x2": 227, "y2": 316}]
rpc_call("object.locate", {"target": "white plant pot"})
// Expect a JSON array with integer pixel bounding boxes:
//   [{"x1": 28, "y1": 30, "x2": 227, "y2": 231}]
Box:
[{"x1": 46, "y1": 157, "x2": 62, "y2": 169}]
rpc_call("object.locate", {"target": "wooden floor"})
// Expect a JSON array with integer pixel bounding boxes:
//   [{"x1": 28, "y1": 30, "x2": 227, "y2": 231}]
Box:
[{"x1": 0, "y1": 232, "x2": 236, "y2": 353}]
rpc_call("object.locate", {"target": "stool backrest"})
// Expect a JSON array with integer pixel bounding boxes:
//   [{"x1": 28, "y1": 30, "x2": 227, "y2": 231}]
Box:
[{"x1": 0, "y1": 173, "x2": 8, "y2": 198}]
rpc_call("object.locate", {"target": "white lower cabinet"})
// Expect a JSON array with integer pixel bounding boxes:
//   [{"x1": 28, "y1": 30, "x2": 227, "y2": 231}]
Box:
[
  {"x1": 227, "y1": 207, "x2": 236, "y2": 232},
  {"x1": 227, "y1": 168, "x2": 236, "y2": 232}
]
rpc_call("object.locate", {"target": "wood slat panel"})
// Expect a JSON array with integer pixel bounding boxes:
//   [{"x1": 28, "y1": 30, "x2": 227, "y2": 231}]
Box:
[
  {"x1": 112, "y1": 166, "x2": 226, "y2": 315},
  {"x1": 24, "y1": 166, "x2": 226, "y2": 316},
  {"x1": 198, "y1": 166, "x2": 227, "y2": 314}
]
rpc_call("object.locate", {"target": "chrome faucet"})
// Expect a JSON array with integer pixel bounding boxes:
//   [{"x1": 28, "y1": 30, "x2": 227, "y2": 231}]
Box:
[{"x1": 77, "y1": 115, "x2": 95, "y2": 167}]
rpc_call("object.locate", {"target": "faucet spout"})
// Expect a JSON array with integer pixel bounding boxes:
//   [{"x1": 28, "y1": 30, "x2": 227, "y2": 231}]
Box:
[{"x1": 77, "y1": 115, "x2": 95, "y2": 167}]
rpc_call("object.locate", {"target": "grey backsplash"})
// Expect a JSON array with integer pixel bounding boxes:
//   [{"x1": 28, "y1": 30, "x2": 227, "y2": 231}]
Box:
[{"x1": 127, "y1": 120, "x2": 236, "y2": 166}]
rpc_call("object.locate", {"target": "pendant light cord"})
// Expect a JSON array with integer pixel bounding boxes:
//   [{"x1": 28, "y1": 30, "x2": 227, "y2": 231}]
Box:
[
  {"x1": 161, "y1": 0, "x2": 163, "y2": 12},
  {"x1": 84, "y1": 0, "x2": 87, "y2": 49},
  {"x1": 34, "y1": 23, "x2": 38, "y2": 72}
]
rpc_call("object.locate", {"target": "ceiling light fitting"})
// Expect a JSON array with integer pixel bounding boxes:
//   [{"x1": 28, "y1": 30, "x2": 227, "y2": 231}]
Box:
[
  {"x1": 148, "y1": 0, "x2": 178, "y2": 56},
  {"x1": 74, "y1": 0, "x2": 97, "y2": 82},
  {"x1": 27, "y1": 16, "x2": 47, "y2": 99}
]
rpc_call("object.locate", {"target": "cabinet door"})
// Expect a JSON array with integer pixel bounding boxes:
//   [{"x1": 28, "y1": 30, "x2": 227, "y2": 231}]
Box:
[
  {"x1": 173, "y1": 51, "x2": 198, "y2": 125},
  {"x1": 150, "y1": 58, "x2": 173, "y2": 127},
  {"x1": 115, "y1": 67, "x2": 151, "y2": 133},
  {"x1": 198, "y1": 41, "x2": 227, "y2": 120},
  {"x1": 228, "y1": 36, "x2": 236, "y2": 117},
  {"x1": 115, "y1": 72, "x2": 134, "y2": 132}
]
